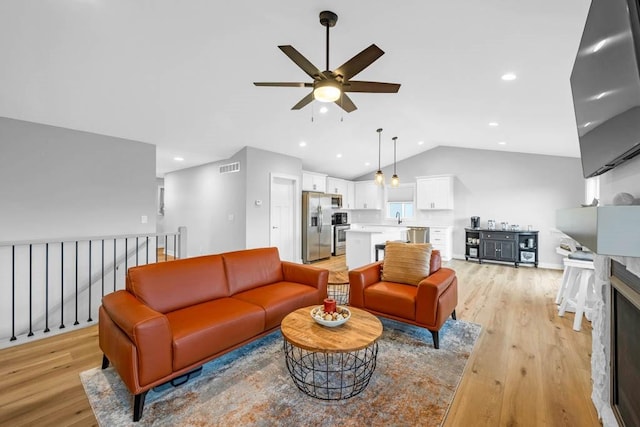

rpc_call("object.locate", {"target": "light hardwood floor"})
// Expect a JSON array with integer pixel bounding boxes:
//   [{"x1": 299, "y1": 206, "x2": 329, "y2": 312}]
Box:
[
  {"x1": 440, "y1": 260, "x2": 599, "y2": 426},
  {"x1": 0, "y1": 257, "x2": 600, "y2": 426}
]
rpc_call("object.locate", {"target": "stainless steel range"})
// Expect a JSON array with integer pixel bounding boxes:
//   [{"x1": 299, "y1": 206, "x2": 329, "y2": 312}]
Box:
[{"x1": 332, "y1": 213, "x2": 349, "y2": 256}]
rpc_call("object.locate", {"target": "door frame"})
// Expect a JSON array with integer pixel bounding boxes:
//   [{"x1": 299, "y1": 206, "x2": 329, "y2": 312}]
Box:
[{"x1": 269, "y1": 173, "x2": 301, "y2": 263}]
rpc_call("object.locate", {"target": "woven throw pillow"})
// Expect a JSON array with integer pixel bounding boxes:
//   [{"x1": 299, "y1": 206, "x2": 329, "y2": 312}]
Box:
[{"x1": 381, "y1": 241, "x2": 432, "y2": 286}]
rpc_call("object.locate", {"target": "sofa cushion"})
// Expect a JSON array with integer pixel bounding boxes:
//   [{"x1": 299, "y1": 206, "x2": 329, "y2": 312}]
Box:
[
  {"x1": 223, "y1": 247, "x2": 284, "y2": 295},
  {"x1": 381, "y1": 241, "x2": 433, "y2": 286},
  {"x1": 127, "y1": 254, "x2": 229, "y2": 313},
  {"x1": 166, "y1": 298, "x2": 265, "y2": 371},
  {"x1": 365, "y1": 281, "x2": 416, "y2": 320},
  {"x1": 233, "y1": 282, "x2": 321, "y2": 329}
]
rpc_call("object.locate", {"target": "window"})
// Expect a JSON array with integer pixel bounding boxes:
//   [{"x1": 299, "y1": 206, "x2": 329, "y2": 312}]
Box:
[
  {"x1": 585, "y1": 176, "x2": 600, "y2": 205},
  {"x1": 388, "y1": 202, "x2": 414, "y2": 219},
  {"x1": 386, "y1": 184, "x2": 415, "y2": 219}
]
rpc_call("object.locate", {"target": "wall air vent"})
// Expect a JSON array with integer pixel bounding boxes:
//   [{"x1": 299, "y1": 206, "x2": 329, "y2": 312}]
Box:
[{"x1": 219, "y1": 162, "x2": 240, "y2": 174}]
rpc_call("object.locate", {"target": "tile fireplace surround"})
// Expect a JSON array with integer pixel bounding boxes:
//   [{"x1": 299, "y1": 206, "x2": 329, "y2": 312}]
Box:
[{"x1": 592, "y1": 255, "x2": 640, "y2": 426}]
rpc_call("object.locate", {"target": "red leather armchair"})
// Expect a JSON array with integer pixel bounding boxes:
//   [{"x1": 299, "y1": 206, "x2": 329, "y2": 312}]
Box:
[{"x1": 348, "y1": 250, "x2": 457, "y2": 348}]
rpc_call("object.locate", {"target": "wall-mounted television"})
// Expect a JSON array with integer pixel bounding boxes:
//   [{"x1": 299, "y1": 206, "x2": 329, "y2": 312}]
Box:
[{"x1": 570, "y1": 0, "x2": 640, "y2": 178}]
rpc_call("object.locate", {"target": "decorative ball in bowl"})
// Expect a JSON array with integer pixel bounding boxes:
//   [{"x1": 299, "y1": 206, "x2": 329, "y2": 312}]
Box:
[{"x1": 311, "y1": 305, "x2": 351, "y2": 327}]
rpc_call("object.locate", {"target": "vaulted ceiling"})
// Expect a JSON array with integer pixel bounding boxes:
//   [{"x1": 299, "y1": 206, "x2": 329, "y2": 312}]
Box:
[{"x1": 0, "y1": 0, "x2": 590, "y2": 179}]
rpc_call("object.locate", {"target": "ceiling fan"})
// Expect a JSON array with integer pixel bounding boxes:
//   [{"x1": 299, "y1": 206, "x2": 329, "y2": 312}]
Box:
[{"x1": 254, "y1": 11, "x2": 401, "y2": 113}]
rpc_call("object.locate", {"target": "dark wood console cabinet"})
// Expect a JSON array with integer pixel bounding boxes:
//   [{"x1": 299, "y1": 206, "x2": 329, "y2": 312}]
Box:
[{"x1": 465, "y1": 228, "x2": 538, "y2": 267}]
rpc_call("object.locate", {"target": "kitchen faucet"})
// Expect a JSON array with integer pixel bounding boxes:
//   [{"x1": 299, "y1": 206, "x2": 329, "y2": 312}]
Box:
[{"x1": 396, "y1": 212, "x2": 402, "y2": 224}]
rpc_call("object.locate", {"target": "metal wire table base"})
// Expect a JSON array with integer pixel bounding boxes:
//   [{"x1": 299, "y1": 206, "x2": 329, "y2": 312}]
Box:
[
  {"x1": 327, "y1": 283, "x2": 350, "y2": 305},
  {"x1": 283, "y1": 340, "x2": 378, "y2": 400}
]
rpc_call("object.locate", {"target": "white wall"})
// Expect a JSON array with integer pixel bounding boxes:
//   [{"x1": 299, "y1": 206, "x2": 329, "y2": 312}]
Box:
[
  {"x1": 0, "y1": 117, "x2": 157, "y2": 342},
  {"x1": 164, "y1": 149, "x2": 247, "y2": 256},
  {"x1": 0, "y1": 117, "x2": 156, "y2": 241},
  {"x1": 164, "y1": 146, "x2": 302, "y2": 257},
  {"x1": 245, "y1": 147, "x2": 302, "y2": 249},
  {"x1": 351, "y1": 146, "x2": 584, "y2": 268},
  {"x1": 598, "y1": 155, "x2": 640, "y2": 203}
]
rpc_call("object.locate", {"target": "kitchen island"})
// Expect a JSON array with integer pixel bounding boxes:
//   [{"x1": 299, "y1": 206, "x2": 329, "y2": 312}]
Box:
[{"x1": 345, "y1": 226, "x2": 408, "y2": 270}]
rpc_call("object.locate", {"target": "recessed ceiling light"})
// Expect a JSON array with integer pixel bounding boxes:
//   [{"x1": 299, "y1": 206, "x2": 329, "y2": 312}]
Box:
[
  {"x1": 498, "y1": 141, "x2": 507, "y2": 145},
  {"x1": 488, "y1": 122, "x2": 499, "y2": 127},
  {"x1": 336, "y1": 153, "x2": 342, "y2": 158},
  {"x1": 319, "y1": 106, "x2": 329, "y2": 114},
  {"x1": 501, "y1": 73, "x2": 517, "y2": 81},
  {"x1": 299, "y1": 141, "x2": 307, "y2": 147},
  {"x1": 365, "y1": 161, "x2": 371, "y2": 166},
  {"x1": 417, "y1": 141, "x2": 424, "y2": 145},
  {"x1": 173, "y1": 157, "x2": 184, "y2": 161}
]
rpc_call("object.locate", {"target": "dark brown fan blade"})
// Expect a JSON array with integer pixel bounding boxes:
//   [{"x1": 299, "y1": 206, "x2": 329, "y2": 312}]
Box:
[
  {"x1": 334, "y1": 44, "x2": 384, "y2": 81},
  {"x1": 292, "y1": 92, "x2": 315, "y2": 110},
  {"x1": 334, "y1": 93, "x2": 357, "y2": 113},
  {"x1": 254, "y1": 82, "x2": 313, "y2": 88},
  {"x1": 343, "y1": 81, "x2": 401, "y2": 93},
  {"x1": 278, "y1": 45, "x2": 325, "y2": 80}
]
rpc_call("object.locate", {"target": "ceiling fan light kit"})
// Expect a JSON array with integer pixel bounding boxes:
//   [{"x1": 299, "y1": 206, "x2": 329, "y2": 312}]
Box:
[
  {"x1": 313, "y1": 80, "x2": 341, "y2": 102},
  {"x1": 254, "y1": 10, "x2": 400, "y2": 113}
]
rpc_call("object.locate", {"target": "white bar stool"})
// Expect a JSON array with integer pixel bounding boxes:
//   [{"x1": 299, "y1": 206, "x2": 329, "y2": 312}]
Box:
[
  {"x1": 554, "y1": 246, "x2": 572, "y2": 304},
  {"x1": 558, "y1": 258, "x2": 596, "y2": 331},
  {"x1": 555, "y1": 260, "x2": 580, "y2": 304}
]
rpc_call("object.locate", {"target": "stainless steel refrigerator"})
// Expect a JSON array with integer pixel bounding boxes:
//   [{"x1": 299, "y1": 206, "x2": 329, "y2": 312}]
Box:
[{"x1": 302, "y1": 191, "x2": 332, "y2": 263}]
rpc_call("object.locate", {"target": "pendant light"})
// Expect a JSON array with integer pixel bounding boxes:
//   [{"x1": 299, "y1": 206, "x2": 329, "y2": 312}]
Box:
[
  {"x1": 391, "y1": 136, "x2": 400, "y2": 187},
  {"x1": 374, "y1": 128, "x2": 384, "y2": 185}
]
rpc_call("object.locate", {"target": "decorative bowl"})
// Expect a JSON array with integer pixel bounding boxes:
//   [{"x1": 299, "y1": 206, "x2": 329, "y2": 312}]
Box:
[{"x1": 310, "y1": 305, "x2": 351, "y2": 327}]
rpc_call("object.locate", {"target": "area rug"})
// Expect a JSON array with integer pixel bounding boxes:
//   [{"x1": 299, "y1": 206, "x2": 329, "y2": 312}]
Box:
[{"x1": 81, "y1": 318, "x2": 481, "y2": 426}]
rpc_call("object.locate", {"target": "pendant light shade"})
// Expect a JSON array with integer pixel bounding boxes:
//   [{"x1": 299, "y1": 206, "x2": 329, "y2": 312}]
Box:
[
  {"x1": 374, "y1": 128, "x2": 384, "y2": 185},
  {"x1": 391, "y1": 136, "x2": 399, "y2": 187}
]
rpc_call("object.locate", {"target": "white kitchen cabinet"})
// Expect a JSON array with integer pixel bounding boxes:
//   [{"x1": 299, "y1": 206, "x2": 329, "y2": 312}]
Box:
[
  {"x1": 354, "y1": 181, "x2": 382, "y2": 210},
  {"x1": 302, "y1": 171, "x2": 327, "y2": 192},
  {"x1": 326, "y1": 176, "x2": 357, "y2": 209},
  {"x1": 326, "y1": 177, "x2": 348, "y2": 196},
  {"x1": 345, "y1": 181, "x2": 356, "y2": 209},
  {"x1": 417, "y1": 175, "x2": 454, "y2": 210},
  {"x1": 429, "y1": 226, "x2": 453, "y2": 261}
]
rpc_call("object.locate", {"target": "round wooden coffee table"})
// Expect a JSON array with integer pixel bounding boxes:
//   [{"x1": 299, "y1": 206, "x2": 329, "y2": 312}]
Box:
[{"x1": 281, "y1": 306, "x2": 383, "y2": 400}]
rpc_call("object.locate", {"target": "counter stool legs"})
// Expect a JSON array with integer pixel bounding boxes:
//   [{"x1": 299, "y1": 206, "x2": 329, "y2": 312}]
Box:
[
  {"x1": 572, "y1": 270, "x2": 595, "y2": 331},
  {"x1": 558, "y1": 267, "x2": 595, "y2": 332},
  {"x1": 556, "y1": 265, "x2": 579, "y2": 305}
]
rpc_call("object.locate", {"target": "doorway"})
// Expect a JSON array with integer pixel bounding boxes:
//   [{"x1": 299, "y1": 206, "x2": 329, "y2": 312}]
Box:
[{"x1": 270, "y1": 173, "x2": 300, "y2": 262}]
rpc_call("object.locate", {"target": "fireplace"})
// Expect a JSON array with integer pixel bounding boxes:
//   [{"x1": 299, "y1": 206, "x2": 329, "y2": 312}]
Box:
[
  {"x1": 610, "y1": 261, "x2": 640, "y2": 427},
  {"x1": 556, "y1": 206, "x2": 640, "y2": 426}
]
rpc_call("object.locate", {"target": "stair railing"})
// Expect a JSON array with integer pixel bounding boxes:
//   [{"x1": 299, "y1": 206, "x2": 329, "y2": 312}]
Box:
[{"x1": 0, "y1": 227, "x2": 186, "y2": 348}]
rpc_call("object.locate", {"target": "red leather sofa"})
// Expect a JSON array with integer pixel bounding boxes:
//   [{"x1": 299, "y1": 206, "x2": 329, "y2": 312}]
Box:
[
  {"x1": 99, "y1": 247, "x2": 328, "y2": 421},
  {"x1": 348, "y1": 249, "x2": 457, "y2": 349}
]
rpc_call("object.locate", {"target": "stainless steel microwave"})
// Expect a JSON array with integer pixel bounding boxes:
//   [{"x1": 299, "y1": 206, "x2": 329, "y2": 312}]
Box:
[{"x1": 330, "y1": 194, "x2": 342, "y2": 209}]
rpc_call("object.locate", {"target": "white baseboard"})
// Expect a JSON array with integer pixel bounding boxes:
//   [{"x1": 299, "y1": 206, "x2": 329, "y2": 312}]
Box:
[
  {"x1": 539, "y1": 262, "x2": 563, "y2": 270},
  {"x1": 452, "y1": 254, "x2": 563, "y2": 270}
]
